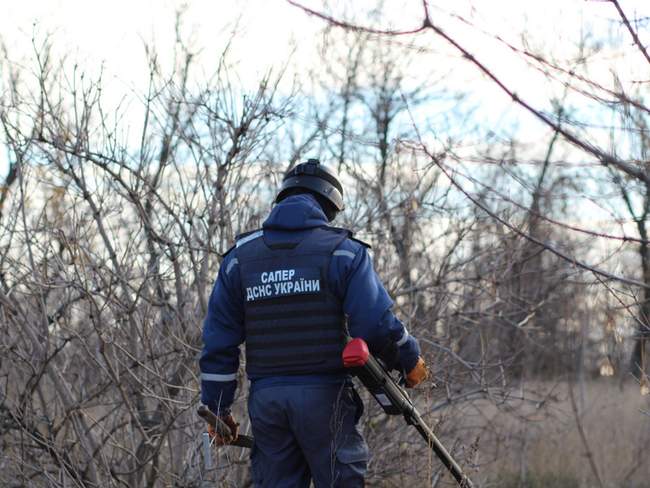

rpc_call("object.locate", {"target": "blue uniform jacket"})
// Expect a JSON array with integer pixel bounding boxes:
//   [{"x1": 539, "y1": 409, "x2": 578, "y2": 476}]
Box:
[{"x1": 200, "y1": 194, "x2": 421, "y2": 414}]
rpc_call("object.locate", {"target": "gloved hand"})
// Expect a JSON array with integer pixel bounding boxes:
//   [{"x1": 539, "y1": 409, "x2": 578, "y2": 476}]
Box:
[
  {"x1": 207, "y1": 413, "x2": 239, "y2": 446},
  {"x1": 405, "y1": 357, "x2": 428, "y2": 388}
]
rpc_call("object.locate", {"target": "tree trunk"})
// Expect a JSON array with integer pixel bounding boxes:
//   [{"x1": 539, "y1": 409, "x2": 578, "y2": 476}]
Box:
[{"x1": 631, "y1": 236, "x2": 650, "y2": 376}]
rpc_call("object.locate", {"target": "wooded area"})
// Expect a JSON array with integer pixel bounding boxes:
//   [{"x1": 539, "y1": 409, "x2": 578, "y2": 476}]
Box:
[{"x1": 0, "y1": 1, "x2": 648, "y2": 486}]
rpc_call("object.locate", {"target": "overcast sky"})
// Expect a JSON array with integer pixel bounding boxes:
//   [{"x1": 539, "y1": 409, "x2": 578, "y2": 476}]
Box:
[
  {"x1": 1, "y1": 0, "x2": 648, "y2": 176},
  {"x1": 3, "y1": 0, "x2": 643, "y2": 92}
]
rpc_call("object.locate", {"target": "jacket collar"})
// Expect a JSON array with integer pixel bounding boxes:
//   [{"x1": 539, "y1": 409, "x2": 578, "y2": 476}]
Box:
[{"x1": 263, "y1": 194, "x2": 328, "y2": 231}]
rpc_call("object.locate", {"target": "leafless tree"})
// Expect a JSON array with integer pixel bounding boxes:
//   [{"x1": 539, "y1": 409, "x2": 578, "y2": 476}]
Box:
[
  {"x1": 0, "y1": 21, "x2": 290, "y2": 486},
  {"x1": 287, "y1": 1, "x2": 650, "y2": 486}
]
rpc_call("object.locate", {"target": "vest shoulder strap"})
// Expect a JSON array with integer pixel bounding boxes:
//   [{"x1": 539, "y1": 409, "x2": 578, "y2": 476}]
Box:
[
  {"x1": 221, "y1": 228, "x2": 263, "y2": 257},
  {"x1": 321, "y1": 226, "x2": 371, "y2": 249},
  {"x1": 235, "y1": 228, "x2": 262, "y2": 241},
  {"x1": 220, "y1": 244, "x2": 236, "y2": 258},
  {"x1": 349, "y1": 235, "x2": 371, "y2": 249},
  {"x1": 326, "y1": 226, "x2": 352, "y2": 238}
]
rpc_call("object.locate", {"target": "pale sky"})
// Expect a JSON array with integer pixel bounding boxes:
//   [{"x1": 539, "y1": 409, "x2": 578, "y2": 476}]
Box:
[
  {"x1": 2, "y1": 0, "x2": 642, "y2": 95},
  {"x1": 1, "y1": 0, "x2": 648, "y2": 176}
]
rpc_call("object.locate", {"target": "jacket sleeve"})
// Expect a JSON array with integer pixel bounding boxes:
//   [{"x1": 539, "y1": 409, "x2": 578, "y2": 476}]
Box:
[
  {"x1": 330, "y1": 241, "x2": 421, "y2": 372},
  {"x1": 199, "y1": 252, "x2": 245, "y2": 415}
]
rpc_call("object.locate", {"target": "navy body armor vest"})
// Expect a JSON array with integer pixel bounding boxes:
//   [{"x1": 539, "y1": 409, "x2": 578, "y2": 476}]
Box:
[{"x1": 234, "y1": 226, "x2": 349, "y2": 377}]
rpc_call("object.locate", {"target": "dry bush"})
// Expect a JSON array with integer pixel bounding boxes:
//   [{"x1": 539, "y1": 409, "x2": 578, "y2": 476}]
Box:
[{"x1": 0, "y1": 29, "x2": 288, "y2": 487}]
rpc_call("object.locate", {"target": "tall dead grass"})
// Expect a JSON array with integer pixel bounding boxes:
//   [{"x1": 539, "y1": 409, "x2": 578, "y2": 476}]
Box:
[{"x1": 475, "y1": 379, "x2": 650, "y2": 488}]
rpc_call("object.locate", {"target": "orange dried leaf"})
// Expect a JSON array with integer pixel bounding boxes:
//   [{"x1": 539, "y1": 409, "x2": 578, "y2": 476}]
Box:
[
  {"x1": 641, "y1": 376, "x2": 650, "y2": 396},
  {"x1": 599, "y1": 357, "x2": 614, "y2": 377}
]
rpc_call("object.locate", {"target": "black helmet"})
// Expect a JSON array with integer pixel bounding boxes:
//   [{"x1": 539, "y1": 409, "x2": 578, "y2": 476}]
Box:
[{"x1": 276, "y1": 159, "x2": 344, "y2": 211}]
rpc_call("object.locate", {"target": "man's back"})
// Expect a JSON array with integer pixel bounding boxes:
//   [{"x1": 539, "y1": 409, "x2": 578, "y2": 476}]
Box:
[{"x1": 199, "y1": 160, "x2": 427, "y2": 487}]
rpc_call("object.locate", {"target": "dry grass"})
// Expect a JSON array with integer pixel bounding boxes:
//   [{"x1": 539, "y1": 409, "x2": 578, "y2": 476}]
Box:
[
  {"x1": 473, "y1": 379, "x2": 650, "y2": 488},
  {"x1": 363, "y1": 379, "x2": 650, "y2": 487}
]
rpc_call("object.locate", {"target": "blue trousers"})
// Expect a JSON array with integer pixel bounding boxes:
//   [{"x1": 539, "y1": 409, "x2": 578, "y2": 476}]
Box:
[{"x1": 248, "y1": 383, "x2": 368, "y2": 487}]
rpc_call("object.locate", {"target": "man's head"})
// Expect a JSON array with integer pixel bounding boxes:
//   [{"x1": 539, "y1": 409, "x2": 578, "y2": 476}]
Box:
[{"x1": 275, "y1": 159, "x2": 344, "y2": 222}]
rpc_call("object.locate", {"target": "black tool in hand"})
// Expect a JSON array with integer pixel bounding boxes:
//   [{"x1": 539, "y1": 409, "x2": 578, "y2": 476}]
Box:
[{"x1": 197, "y1": 405, "x2": 254, "y2": 449}]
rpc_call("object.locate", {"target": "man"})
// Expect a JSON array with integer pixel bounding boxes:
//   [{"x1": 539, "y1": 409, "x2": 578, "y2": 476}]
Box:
[{"x1": 200, "y1": 159, "x2": 428, "y2": 487}]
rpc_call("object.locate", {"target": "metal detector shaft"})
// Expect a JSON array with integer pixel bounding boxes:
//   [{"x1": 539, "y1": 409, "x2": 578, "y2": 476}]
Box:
[
  {"x1": 410, "y1": 409, "x2": 474, "y2": 488},
  {"x1": 342, "y1": 338, "x2": 474, "y2": 488}
]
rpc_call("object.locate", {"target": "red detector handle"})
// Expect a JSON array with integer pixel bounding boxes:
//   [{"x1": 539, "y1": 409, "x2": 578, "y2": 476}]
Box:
[{"x1": 342, "y1": 338, "x2": 370, "y2": 368}]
